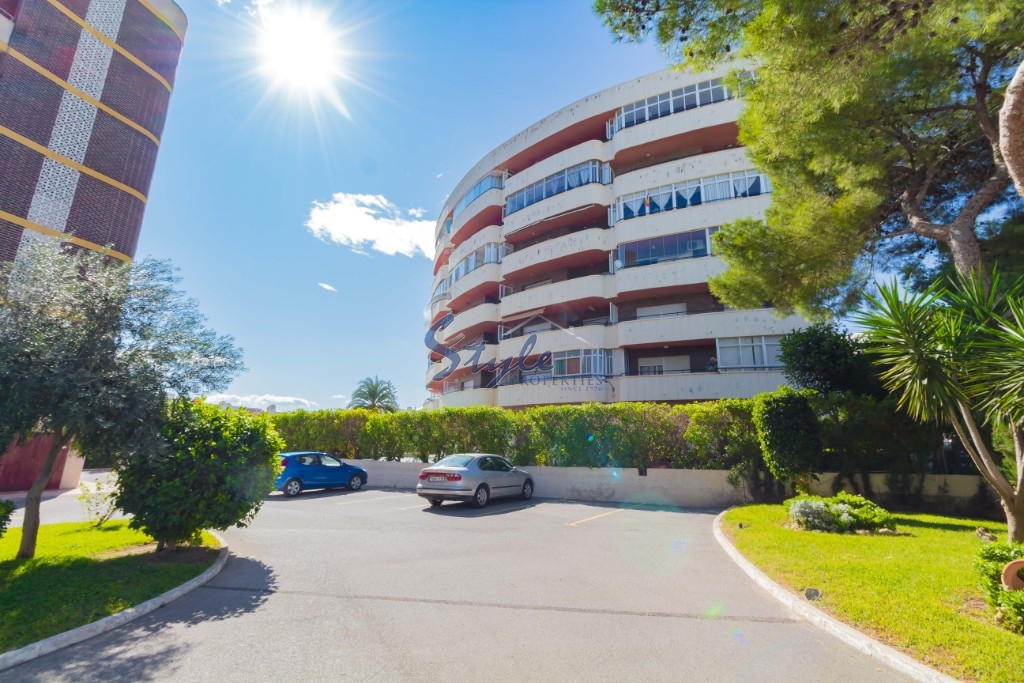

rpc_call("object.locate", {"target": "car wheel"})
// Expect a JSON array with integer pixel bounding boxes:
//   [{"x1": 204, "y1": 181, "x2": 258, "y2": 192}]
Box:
[
  {"x1": 521, "y1": 480, "x2": 534, "y2": 501},
  {"x1": 429, "y1": 498, "x2": 443, "y2": 507},
  {"x1": 472, "y1": 484, "x2": 490, "y2": 509},
  {"x1": 349, "y1": 475, "x2": 364, "y2": 491},
  {"x1": 283, "y1": 478, "x2": 302, "y2": 497}
]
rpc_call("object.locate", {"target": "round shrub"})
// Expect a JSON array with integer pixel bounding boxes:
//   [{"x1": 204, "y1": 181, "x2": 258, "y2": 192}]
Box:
[
  {"x1": 115, "y1": 399, "x2": 284, "y2": 550},
  {"x1": 786, "y1": 492, "x2": 896, "y2": 532}
]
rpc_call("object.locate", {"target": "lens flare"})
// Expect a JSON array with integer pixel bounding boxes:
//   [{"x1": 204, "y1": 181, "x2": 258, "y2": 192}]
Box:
[{"x1": 705, "y1": 603, "x2": 724, "y2": 619}]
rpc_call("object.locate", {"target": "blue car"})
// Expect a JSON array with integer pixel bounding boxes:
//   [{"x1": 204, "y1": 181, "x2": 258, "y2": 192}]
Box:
[{"x1": 275, "y1": 451, "x2": 368, "y2": 497}]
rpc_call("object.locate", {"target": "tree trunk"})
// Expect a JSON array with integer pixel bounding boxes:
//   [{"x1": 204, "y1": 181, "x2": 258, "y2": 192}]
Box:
[
  {"x1": 946, "y1": 219, "x2": 986, "y2": 278},
  {"x1": 1007, "y1": 497, "x2": 1024, "y2": 544},
  {"x1": 1000, "y1": 59, "x2": 1024, "y2": 198},
  {"x1": 16, "y1": 430, "x2": 69, "y2": 560},
  {"x1": 1009, "y1": 424, "x2": 1024, "y2": 544}
]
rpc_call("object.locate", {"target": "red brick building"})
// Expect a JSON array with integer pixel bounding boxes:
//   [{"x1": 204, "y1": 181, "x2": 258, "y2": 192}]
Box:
[
  {"x1": 0, "y1": 0, "x2": 186, "y2": 489},
  {"x1": 0, "y1": 0, "x2": 186, "y2": 262}
]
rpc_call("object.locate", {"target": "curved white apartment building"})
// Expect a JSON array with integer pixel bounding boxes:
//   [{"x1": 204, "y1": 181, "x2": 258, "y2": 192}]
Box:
[{"x1": 425, "y1": 67, "x2": 804, "y2": 409}]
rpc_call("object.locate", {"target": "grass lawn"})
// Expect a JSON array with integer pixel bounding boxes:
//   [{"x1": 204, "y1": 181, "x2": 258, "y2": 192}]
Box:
[
  {"x1": 722, "y1": 505, "x2": 1024, "y2": 683},
  {"x1": 0, "y1": 521, "x2": 219, "y2": 653}
]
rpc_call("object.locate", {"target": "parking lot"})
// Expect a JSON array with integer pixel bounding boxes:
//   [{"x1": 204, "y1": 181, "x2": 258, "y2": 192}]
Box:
[{"x1": 7, "y1": 488, "x2": 912, "y2": 682}]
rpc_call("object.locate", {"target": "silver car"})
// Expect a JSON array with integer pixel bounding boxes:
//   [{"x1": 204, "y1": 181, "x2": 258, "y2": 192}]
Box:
[{"x1": 416, "y1": 454, "x2": 534, "y2": 508}]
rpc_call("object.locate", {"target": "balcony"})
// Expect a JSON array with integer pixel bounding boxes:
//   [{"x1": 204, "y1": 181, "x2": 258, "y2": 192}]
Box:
[
  {"x1": 441, "y1": 303, "x2": 500, "y2": 344},
  {"x1": 611, "y1": 148, "x2": 753, "y2": 199},
  {"x1": 450, "y1": 188, "x2": 503, "y2": 245},
  {"x1": 500, "y1": 274, "x2": 615, "y2": 318},
  {"x1": 448, "y1": 262, "x2": 502, "y2": 310},
  {"x1": 615, "y1": 258, "x2": 725, "y2": 296},
  {"x1": 426, "y1": 343, "x2": 498, "y2": 385},
  {"x1": 613, "y1": 370, "x2": 788, "y2": 402},
  {"x1": 428, "y1": 294, "x2": 451, "y2": 323},
  {"x1": 502, "y1": 184, "x2": 613, "y2": 239},
  {"x1": 498, "y1": 377, "x2": 613, "y2": 408},
  {"x1": 449, "y1": 225, "x2": 502, "y2": 266},
  {"x1": 617, "y1": 309, "x2": 803, "y2": 346},
  {"x1": 502, "y1": 228, "x2": 613, "y2": 278},
  {"x1": 504, "y1": 141, "x2": 608, "y2": 196},
  {"x1": 436, "y1": 387, "x2": 498, "y2": 408},
  {"x1": 610, "y1": 100, "x2": 743, "y2": 169},
  {"x1": 499, "y1": 323, "x2": 615, "y2": 358},
  {"x1": 434, "y1": 238, "x2": 452, "y2": 274}
]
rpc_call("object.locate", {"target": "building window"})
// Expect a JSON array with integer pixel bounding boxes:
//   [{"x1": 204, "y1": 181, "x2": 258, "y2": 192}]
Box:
[
  {"x1": 447, "y1": 243, "x2": 506, "y2": 288},
  {"x1": 611, "y1": 74, "x2": 750, "y2": 135},
  {"x1": 453, "y1": 171, "x2": 504, "y2": 219},
  {"x1": 616, "y1": 228, "x2": 718, "y2": 269},
  {"x1": 552, "y1": 349, "x2": 613, "y2": 377},
  {"x1": 611, "y1": 170, "x2": 771, "y2": 225},
  {"x1": 504, "y1": 160, "x2": 612, "y2": 217},
  {"x1": 716, "y1": 335, "x2": 783, "y2": 370}
]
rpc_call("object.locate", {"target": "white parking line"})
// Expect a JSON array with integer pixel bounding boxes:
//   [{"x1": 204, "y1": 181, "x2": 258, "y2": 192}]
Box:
[{"x1": 331, "y1": 495, "x2": 406, "y2": 506}]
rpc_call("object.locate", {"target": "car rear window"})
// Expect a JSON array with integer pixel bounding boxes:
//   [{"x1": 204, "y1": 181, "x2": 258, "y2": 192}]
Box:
[{"x1": 434, "y1": 455, "x2": 474, "y2": 468}]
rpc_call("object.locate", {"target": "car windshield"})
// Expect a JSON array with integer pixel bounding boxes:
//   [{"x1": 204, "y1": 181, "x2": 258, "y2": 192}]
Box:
[{"x1": 434, "y1": 455, "x2": 474, "y2": 468}]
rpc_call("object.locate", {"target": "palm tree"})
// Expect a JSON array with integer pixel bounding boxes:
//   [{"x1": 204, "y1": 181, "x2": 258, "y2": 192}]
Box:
[
  {"x1": 855, "y1": 270, "x2": 1024, "y2": 542},
  {"x1": 347, "y1": 376, "x2": 399, "y2": 413}
]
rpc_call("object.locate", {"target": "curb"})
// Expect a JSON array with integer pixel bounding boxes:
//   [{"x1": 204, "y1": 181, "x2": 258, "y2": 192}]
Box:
[
  {"x1": 712, "y1": 511, "x2": 958, "y2": 683},
  {"x1": 0, "y1": 531, "x2": 229, "y2": 673}
]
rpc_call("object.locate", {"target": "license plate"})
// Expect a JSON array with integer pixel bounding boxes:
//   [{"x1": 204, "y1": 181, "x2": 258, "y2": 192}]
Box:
[{"x1": 428, "y1": 475, "x2": 445, "y2": 482}]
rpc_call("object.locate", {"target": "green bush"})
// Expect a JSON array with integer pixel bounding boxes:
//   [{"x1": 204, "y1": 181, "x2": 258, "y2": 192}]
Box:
[
  {"x1": 0, "y1": 499, "x2": 13, "y2": 539},
  {"x1": 975, "y1": 542, "x2": 1024, "y2": 634},
  {"x1": 786, "y1": 492, "x2": 897, "y2": 532},
  {"x1": 753, "y1": 388, "x2": 822, "y2": 490},
  {"x1": 115, "y1": 399, "x2": 284, "y2": 550}
]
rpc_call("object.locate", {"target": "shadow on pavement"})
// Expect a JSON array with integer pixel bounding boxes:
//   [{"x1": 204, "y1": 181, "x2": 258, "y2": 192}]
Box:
[{"x1": 6, "y1": 555, "x2": 276, "y2": 682}]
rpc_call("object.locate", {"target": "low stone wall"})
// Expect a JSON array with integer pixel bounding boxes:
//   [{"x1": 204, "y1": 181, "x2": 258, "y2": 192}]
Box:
[{"x1": 356, "y1": 460, "x2": 989, "y2": 509}]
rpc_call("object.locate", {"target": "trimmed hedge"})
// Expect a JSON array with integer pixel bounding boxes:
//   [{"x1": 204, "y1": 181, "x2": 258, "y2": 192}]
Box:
[{"x1": 268, "y1": 393, "x2": 950, "y2": 504}]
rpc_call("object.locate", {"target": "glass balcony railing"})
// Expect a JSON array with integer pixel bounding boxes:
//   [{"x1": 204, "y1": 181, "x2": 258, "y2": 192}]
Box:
[
  {"x1": 504, "y1": 160, "x2": 612, "y2": 217},
  {"x1": 609, "y1": 170, "x2": 771, "y2": 225},
  {"x1": 608, "y1": 73, "x2": 752, "y2": 137}
]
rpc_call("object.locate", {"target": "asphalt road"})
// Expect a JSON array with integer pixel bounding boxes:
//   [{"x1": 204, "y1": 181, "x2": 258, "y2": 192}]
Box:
[{"x1": 4, "y1": 487, "x2": 914, "y2": 682}]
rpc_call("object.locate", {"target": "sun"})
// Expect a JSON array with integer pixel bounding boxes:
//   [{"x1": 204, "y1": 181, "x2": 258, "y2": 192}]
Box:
[{"x1": 257, "y1": 4, "x2": 348, "y2": 107}]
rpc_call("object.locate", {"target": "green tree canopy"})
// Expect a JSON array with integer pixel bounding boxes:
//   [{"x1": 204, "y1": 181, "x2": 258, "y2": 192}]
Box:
[
  {"x1": 0, "y1": 241, "x2": 243, "y2": 559},
  {"x1": 347, "y1": 376, "x2": 399, "y2": 413},
  {"x1": 596, "y1": 0, "x2": 1024, "y2": 317},
  {"x1": 779, "y1": 322, "x2": 885, "y2": 398}
]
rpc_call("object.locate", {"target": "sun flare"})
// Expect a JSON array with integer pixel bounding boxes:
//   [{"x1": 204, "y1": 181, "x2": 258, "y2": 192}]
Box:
[{"x1": 258, "y1": 4, "x2": 347, "y2": 104}]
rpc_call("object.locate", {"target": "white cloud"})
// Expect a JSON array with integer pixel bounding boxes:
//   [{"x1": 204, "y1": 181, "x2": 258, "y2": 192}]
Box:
[
  {"x1": 318, "y1": 282, "x2": 337, "y2": 292},
  {"x1": 306, "y1": 193, "x2": 433, "y2": 259},
  {"x1": 331, "y1": 394, "x2": 348, "y2": 401},
  {"x1": 206, "y1": 393, "x2": 318, "y2": 410},
  {"x1": 436, "y1": 172, "x2": 445, "y2": 179},
  {"x1": 408, "y1": 207, "x2": 427, "y2": 219}
]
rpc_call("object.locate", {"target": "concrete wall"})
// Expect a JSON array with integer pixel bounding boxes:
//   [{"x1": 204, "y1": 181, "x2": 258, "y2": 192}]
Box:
[{"x1": 356, "y1": 460, "x2": 990, "y2": 509}]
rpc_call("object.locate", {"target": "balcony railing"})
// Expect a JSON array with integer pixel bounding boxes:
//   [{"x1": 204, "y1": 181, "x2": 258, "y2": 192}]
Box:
[
  {"x1": 608, "y1": 74, "x2": 751, "y2": 137},
  {"x1": 504, "y1": 161, "x2": 612, "y2": 217}
]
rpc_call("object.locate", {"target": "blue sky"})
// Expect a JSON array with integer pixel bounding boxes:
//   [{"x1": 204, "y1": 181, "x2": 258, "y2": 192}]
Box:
[{"x1": 139, "y1": 0, "x2": 669, "y2": 411}]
